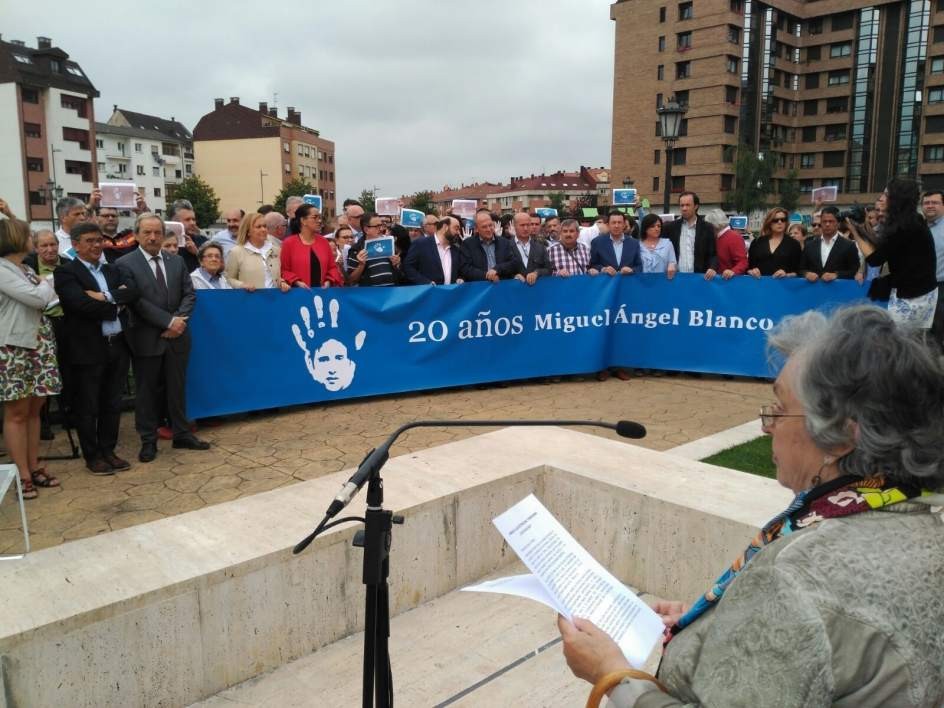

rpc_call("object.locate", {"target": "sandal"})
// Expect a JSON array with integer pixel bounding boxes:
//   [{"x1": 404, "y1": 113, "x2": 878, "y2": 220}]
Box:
[
  {"x1": 20, "y1": 478, "x2": 38, "y2": 500},
  {"x1": 31, "y1": 468, "x2": 60, "y2": 488}
]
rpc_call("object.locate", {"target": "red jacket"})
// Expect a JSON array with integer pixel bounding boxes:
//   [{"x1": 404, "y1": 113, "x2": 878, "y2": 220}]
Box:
[
  {"x1": 716, "y1": 227, "x2": 748, "y2": 275},
  {"x1": 280, "y1": 233, "x2": 344, "y2": 287}
]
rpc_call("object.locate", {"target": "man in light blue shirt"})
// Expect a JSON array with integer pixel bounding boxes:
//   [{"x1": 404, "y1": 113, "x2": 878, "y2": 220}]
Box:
[
  {"x1": 922, "y1": 190, "x2": 944, "y2": 345},
  {"x1": 212, "y1": 208, "x2": 243, "y2": 260}
]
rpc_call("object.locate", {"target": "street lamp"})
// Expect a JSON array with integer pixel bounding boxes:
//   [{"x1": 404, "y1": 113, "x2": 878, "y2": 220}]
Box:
[
  {"x1": 657, "y1": 97, "x2": 687, "y2": 213},
  {"x1": 46, "y1": 178, "x2": 63, "y2": 231}
]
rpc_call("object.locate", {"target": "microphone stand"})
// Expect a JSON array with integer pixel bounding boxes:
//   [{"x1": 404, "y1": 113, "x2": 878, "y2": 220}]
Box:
[{"x1": 292, "y1": 418, "x2": 645, "y2": 708}]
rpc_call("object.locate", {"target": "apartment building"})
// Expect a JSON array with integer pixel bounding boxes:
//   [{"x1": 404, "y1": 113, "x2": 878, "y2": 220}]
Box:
[
  {"x1": 611, "y1": 0, "x2": 944, "y2": 208},
  {"x1": 193, "y1": 98, "x2": 336, "y2": 216},
  {"x1": 485, "y1": 168, "x2": 603, "y2": 213},
  {"x1": 0, "y1": 35, "x2": 98, "y2": 225}
]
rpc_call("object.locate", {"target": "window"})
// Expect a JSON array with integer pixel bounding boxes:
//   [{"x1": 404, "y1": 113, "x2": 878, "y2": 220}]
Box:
[
  {"x1": 60, "y1": 94, "x2": 87, "y2": 118},
  {"x1": 677, "y1": 31, "x2": 693, "y2": 50},
  {"x1": 724, "y1": 115, "x2": 737, "y2": 133},
  {"x1": 824, "y1": 124, "x2": 847, "y2": 141},
  {"x1": 29, "y1": 190, "x2": 46, "y2": 205},
  {"x1": 808, "y1": 18, "x2": 823, "y2": 35},
  {"x1": 721, "y1": 174, "x2": 734, "y2": 191},
  {"x1": 725, "y1": 85, "x2": 738, "y2": 104},
  {"x1": 722, "y1": 144, "x2": 736, "y2": 162},
  {"x1": 826, "y1": 96, "x2": 849, "y2": 113},
  {"x1": 283, "y1": 141, "x2": 290, "y2": 152},
  {"x1": 800, "y1": 153, "x2": 816, "y2": 168},
  {"x1": 728, "y1": 24, "x2": 740, "y2": 43},
  {"x1": 804, "y1": 99, "x2": 818, "y2": 116},
  {"x1": 659, "y1": 6, "x2": 666, "y2": 22},
  {"x1": 653, "y1": 177, "x2": 660, "y2": 192},
  {"x1": 284, "y1": 162, "x2": 291, "y2": 173},
  {"x1": 730, "y1": 0, "x2": 743, "y2": 13},
  {"x1": 21, "y1": 87, "x2": 39, "y2": 103},
  {"x1": 62, "y1": 127, "x2": 89, "y2": 149},
  {"x1": 186, "y1": 163, "x2": 192, "y2": 175},
  {"x1": 800, "y1": 179, "x2": 814, "y2": 193},
  {"x1": 95, "y1": 138, "x2": 104, "y2": 149},
  {"x1": 679, "y1": 118, "x2": 688, "y2": 136},
  {"x1": 655, "y1": 120, "x2": 662, "y2": 137},
  {"x1": 807, "y1": 45, "x2": 821, "y2": 62},
  {"x1": 151, "y1": 146, "x2": 159, "y2": 155},
  {"x1": 657, "y1": 64, "x2": 665, "y2": 80},
  {"x1": 153, "y1": 188, "x2": 161, "y2": 197},
  {"x1": 297, "y1": 145, "x2": 303, "y2": 155},
  {"x1": 116, "y1": 163, "x2": 127, "y2": 175},
  {"x1": 675, "y1": 89, "x2": 689, "y2": 107},
  {"x1": 925, "y1": 145, "x2": 944, "y2": 161},
  {"x1": 823, "y1": 151, "x2": 845, "y2": 167},
  {"x1": 831, "y1": 12, "x2": 854, "y2": 31},
  {"x1": 828, "y1": 70, "x2": 850, "y2": 85},
  {"x1": 932, "y1": 57, "x2": 944, "y2": 73},
  {"x1": 805, "y1": 73, "x2": 820, "y2": 89},
  {"x1": 658, "y1": 36, "x2": 666, "y2": 51},
  {"x1": 676, "y1": 61, "x2": 691, "y2": 79},
  {"x1": 671, "y1": 175, "x2": 686, "y2": 193},
  {"x1": 830, "y1": 42, "x2": 852, "y2": 58},
  {"x1": 65, "y1": 65, "x2": 84, "y2": 77},
  {"x1": 134, "y1": 143, "x2": 142, "y2": 152},
  {"x1": 726, "y1": 55, "x2": 738, "y2": 73},
  {"x1": 175, "y1": 169, "x2": 182, "y2": 178},
  {"x1": 930, "y1": 87, "x2": 944, "y2": 104},
  {"x1": 654, "y1": 149, "x2": 661, "y2": 164},
  {"x1": 822, "y1": 178, "x2": 843, "y2": 190},
  {"x1": 679, "y1": 1, "x2": 693, "y2": 20},
  {"x1": 136, "y1": 165, "x2": 145, "y2": 176},
  {"x1": 656, "y1": 93, "x2": 664, "y2": 108},
  {"x1": 13, "y1": 54, "x2": 33, "y2": 65},
  {"x1": 802, "y1": 126, "x2": 818, "y2": 142},
  {"x1": 26, "y1": 157, "x2": 43, "y2": 172},
  {"x1": 928, "y1": 115, "x2": 944, "y2": 132},
  {"x1": 153, "y1": 167, "x2": 161, "y2": 176},
  {"x1": 671, "y1": 147, "x2": 686, "y2": 166}
]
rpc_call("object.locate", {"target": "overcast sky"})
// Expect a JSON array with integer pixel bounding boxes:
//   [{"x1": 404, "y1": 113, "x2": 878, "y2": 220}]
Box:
[{"x1": 5, "y1": 0, "x2": 615, "y2": 201}]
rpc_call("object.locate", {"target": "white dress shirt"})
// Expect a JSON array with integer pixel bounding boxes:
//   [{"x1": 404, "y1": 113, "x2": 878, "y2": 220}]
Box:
[{"x1": 678, "y1": 218, "x2": 697, "y2": 273}]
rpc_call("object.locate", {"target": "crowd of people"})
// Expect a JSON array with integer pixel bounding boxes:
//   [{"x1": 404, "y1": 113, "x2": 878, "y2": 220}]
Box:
[{"x1": 0, "y1": 175, "x2": 941, "y2": 499}]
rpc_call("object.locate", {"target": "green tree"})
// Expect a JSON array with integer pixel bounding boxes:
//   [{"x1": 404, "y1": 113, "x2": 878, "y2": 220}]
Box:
[
  {"x1": 274, "y1": 178, "x2": 315, "y2": 215},
  {"x1": 170, "y1": 175, "x2": 220, "y2": 228},
  {"x1": 548, "y1": 191, "x2": 567, "y2": 213},
  {"x1": 778, "y1": 169, "x2": 801, "y2": 213},
  {"x1": 358, "y1": 189, "x2": 376, "y2": 214},
  {"x1": 408, "y1": 190, "x2": 435, "y2": 213},
  {"x1": 727, "y1": 146, "x2": 778, "y2": 215}
]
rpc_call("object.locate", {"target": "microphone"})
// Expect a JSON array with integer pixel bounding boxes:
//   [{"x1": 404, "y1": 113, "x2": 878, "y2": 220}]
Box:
[{"x1": 311, "y1": 418, "x2": 645, "y2": 534}]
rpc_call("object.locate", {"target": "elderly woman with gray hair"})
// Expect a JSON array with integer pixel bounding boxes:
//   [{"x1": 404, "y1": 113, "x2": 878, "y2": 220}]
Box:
[
  {"x1": 558, "y1": 304, "x2": 944, "y2": 707},
  {"x1": 701, "y1": 208, "x2": 747, "y2": 279}
]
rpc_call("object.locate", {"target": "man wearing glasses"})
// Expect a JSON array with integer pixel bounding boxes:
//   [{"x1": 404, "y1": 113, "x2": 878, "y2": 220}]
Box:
[{"x1": 347, "y1": 213, "x2": 401, "y2": 287}]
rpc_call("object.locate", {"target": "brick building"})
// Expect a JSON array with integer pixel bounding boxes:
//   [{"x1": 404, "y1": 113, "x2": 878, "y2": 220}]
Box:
[
  {"x1": 0, "y1": 36, "x2": 98, "y2": 225},
  {"x1": 611, "y1": 0, "x2": 944, "y2": 209},
  {"x1": 429, "y1": 182, "x2": 505, "y2": 214},
  {"x1": 485, "y1": 168, "x2": 603, "y2": 213},
  {"x1": 193, "y1": 98, "x2": 336, "y2": 216}
]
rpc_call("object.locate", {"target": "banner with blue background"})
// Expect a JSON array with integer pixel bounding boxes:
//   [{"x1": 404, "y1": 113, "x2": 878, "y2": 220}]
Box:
[{"x1": 186, "y1": 274, "x2": 866, "y2": 418}]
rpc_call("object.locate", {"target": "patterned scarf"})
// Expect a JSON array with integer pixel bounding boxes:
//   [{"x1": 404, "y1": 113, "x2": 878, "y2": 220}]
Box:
[{"x1": 669, "y1": 475, "x2": 922, "y2": 639}]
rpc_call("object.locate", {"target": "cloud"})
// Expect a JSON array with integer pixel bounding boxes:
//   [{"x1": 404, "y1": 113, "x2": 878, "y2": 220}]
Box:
[{"x1": 4, "y1": 0, "x2": 614, "y2": 202}]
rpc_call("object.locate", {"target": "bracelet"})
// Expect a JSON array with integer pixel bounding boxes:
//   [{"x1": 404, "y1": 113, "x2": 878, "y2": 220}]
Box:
[{"x1": 586, "y1": 669, "x2": 667, "y2": 708}]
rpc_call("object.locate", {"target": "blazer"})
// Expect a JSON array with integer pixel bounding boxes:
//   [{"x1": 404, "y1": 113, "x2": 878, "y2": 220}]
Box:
[
  {"x1": 458, "y1": 235, "x2": 518, "y2": 281},
  {"x1": 223, "y1": 244, "x2": 285, "y2": 289},
  {"x1": 0, "y1": 257, "x2": 56, "y2": 349},
  {"x1": 663, "y1": 217, "x2": 718, "y2": 273},
  {"x1": 509, "y1": 238, "x2": 552, "y2": 277},
  {"x1": 116, "y1": 248, "x2": 196, "y2": 357},
  {"x1": 279, "y1": 234, "x2": 344, "y2": 287},
  {"x1": 402, "y1": 235, "x2": 460, "y2": 285},
  {"x1": 801, "y1": 236, "x2": 860, "y2": 279},
  {"x1": 53, "y1": 257, "x2": 137, "y2": 365},
  {"x1": 589, "y1": 234, "x2": 643, "y2": 272}
]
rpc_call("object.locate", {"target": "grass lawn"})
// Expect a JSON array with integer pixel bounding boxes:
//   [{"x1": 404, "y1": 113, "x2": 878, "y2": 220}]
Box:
[{"x1": 701, "y1": 436, "x2": 777, "y2": 479}]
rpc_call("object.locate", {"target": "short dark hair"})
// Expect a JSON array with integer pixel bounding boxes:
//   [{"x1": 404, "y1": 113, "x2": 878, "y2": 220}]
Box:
[
  {"x1": 362, "y1": 212, "x2": 381, "y2": 226},
  {"x1": 607, "y1": 211, "x2": 626, "y2": 223},
  {"x1": 342, "y1": 199, "x2": 362, "y2": 208},
  {"x1": 678, "y1": 191, "x2": 700, "y2": 207},
  {"x1": 258, "y1": 204, "x2": 274, "y2": 215},
  {"x1": 70, "y1": 221, "x2": 103, "y2": 242},
  {"x1": 820, "y1": 206, "x2": 841, "y2": 219},
  {"x1": 923, "y1": 190, "x2": 944, "y2": 202},
  {"x1": 640, "y1": 213, "x2": 663, "y2": 234}
]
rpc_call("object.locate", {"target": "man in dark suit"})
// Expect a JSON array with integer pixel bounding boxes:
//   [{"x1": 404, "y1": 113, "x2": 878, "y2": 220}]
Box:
[
  {"x1": 801, "y1": 206, "x2": 861, "y2": 281},
  {"x1": 510, "y1": 211, "x2": 552, "y2": 285},
  {"x1": 54, "y1": 222, "x2": 139, "y2": 474},
  {"x1": 661, "y1": 191, "x2": 718, "y2": 276},
  {"x1": 117, "y1": 213, "x2": 210, "y2": 462},
  {"x1": 589, "y1": 212, "x2": 643, "y2": 274},
  {"x1": 459, "y1": 209, "x2": 518, "y2": 282},
  {"x1": 403, "y1": 215, "x2": 463, "y2": 285}
]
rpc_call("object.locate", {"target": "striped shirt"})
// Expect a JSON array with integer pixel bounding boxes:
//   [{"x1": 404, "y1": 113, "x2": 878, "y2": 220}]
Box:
[{"x1": 346, "y1": 241, "x2": 398, "y2": 286}]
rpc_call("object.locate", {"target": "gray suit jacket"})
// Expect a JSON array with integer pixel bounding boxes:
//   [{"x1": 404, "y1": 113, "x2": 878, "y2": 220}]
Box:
[
  {"x1": 117, "y1": 248, "x2": 195, "y2": 357},
  {"x1": 509, "y1": 238, "x2": 552, "y2": 277}
]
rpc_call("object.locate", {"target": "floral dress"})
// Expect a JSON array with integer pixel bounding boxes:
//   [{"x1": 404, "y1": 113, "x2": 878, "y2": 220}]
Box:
[{"x1": 0, "y1": 265, "x2": 62, "y2": 402}]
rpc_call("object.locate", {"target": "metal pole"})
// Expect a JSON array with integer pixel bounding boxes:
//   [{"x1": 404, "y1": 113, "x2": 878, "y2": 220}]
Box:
[{"x1": 663, "y1": 144, "x2": 673, "y2": 213}]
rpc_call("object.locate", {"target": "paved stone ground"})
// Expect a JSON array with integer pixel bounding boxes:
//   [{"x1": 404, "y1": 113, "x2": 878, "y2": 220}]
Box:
[{"x1": 0, "y1": 374, "x2": 769, "y2": 554}]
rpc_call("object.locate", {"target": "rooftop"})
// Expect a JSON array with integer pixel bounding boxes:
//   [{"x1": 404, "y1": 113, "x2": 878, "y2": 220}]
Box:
[
  {"x1": 109, "y1": 107, "x2": 191, "y2": 142},
  {"x1": 0, "y1": 36, "x2": 98, "y2": 97}
]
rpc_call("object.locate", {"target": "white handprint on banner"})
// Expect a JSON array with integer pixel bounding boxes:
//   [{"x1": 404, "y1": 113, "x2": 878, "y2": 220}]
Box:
[{"x1": 291, "y1": 296, "x2": 367, "y2": 392}]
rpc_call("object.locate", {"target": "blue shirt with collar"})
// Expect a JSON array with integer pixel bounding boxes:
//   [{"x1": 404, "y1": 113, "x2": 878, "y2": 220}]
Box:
[{"x1": 78, "y1": 257, "x2": 122, "y2": 336}]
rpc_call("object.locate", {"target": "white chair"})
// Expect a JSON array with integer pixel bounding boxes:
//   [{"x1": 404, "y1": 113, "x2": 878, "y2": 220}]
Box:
[{"x1": 0, "y1": 464, "x2": 30, "y2": 559}]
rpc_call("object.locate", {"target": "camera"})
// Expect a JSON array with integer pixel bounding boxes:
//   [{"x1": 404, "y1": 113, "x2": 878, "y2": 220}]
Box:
[{"x1": 838, "y1": 205, "x2": 866, "y2": 224}]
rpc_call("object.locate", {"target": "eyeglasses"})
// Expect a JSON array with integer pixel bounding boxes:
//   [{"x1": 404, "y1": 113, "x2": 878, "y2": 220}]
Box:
[
  {"x1": 759, "y1": 404, "x2": 805, "y2": 429},
  {"x1": 811, "y1": 222, "x2": 821, "y2": 227},
  {"x1": 366, "y1": 223, "x2": 382, "y2": 229},
  {"x1": 771, "y1": 217, "x2": 787, "y2": 224}
]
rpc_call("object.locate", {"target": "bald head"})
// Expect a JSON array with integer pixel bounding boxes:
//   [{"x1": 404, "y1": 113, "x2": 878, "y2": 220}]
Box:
[
  {"x1": 223, "y1": 208, "x2": 243, "y2": 234},
  {"x1": 513, "y1": 212, "x2": 531, "y2": 240},
  {"x1": 346, "y1": 203, "x2": 364, "y2": 228},
  {"x1": 264, "y1": 211, "x2": 288, "y2": 239}
]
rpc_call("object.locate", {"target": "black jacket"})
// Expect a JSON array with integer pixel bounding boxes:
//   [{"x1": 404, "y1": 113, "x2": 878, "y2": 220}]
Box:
[
  {"x1": 509, "y1": 237, "x2": 552, "y2": 277},
  {"x1": 662, "y1": 217, "x2": 718, "y2": 273},
  {"x1": 458, "y1": 235, "x2": 518, "y2": 281},
  {"x1": 801, "y1": 236, "x2": 860, "y2": 279}
]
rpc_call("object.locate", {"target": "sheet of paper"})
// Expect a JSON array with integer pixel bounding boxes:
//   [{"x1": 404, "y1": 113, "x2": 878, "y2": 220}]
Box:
[
  {"x1": 364, "y1": 235, "x2": 395, "y2": 259},
  {"x1": 451, "y1": 199, "x2": 477, "y2": 218},
  {"x1": 400, "y1": 208, "x2": 424, "y2": 228},
  {"x1": 490, "y1": 494, "x2": 664, "y2": 668},
  {"x1": 461, "y1": 574, "x2": 562, "y2": 613},
  {"x1": 302, "y1": 193, "x2": 322, "y2": 210},
  {"x1": 812, "y1": 186, "x2": 837, "y2": 203},
  {"x1": 375, "y1": 197, "x2": 400, "y2": 216},
  {"x1": 99, "y1": 182, "x2": 137, "y2": 209},
  {"x1": 612, "y1": 188, "x2": 637, "y2": 205},
  {"x1": 657, "y1": 213, "x2": 676, "y2": 222}
]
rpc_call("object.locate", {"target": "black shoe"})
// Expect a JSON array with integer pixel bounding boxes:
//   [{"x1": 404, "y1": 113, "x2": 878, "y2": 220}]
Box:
[
  {"x1": 172, "y1": 435, "x2": 210, "y2": 451},
  {"x1": 86, "y1": 458, "x2": 115, "y2": 476},
  {"x1": 103, "y1": 451, "x2": 132, "y2": 470},
  {"x1": 138, "y1": 442, "x2": 157, "y2": 463}
]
